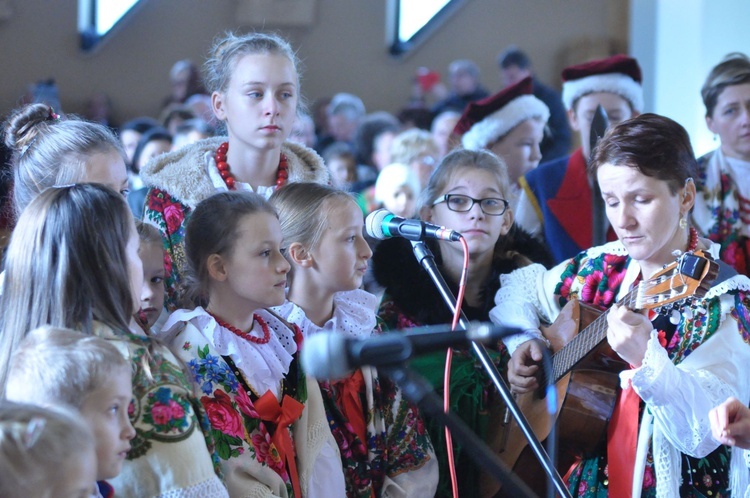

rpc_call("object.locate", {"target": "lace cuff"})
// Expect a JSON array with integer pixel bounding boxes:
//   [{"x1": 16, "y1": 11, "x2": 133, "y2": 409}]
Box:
[{"x1": 623, "y1": 329, "x2": 668, "y2": 397}]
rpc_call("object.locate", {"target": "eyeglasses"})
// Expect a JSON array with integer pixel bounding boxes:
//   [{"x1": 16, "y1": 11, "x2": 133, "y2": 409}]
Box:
[{"x1": 432, "y1": 194, "x2": 509, "y2": 216}]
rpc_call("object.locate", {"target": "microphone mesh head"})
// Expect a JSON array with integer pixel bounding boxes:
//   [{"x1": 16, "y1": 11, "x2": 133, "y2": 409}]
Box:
[
  {"x1": 365, "y1": 209, "x2": 389, "y2": 240},
  {"x1": 300, "y1": 332, "x2": 351, "y2": 380}
]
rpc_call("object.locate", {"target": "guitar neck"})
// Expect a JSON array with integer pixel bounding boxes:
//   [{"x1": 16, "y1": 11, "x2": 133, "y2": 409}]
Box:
[{"x1": 551, "y1": 289, "x2": 638, "y2": 383}]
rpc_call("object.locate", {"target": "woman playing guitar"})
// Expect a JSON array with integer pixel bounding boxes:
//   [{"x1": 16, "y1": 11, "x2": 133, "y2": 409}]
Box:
[{"x1": 490, "y1": 113, "x2": 750, "y2": 497}]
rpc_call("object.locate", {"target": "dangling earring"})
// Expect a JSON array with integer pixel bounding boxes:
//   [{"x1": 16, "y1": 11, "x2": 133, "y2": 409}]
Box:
[{"x1": 679, "y1": 216, "x2": 688, "y2": 229}]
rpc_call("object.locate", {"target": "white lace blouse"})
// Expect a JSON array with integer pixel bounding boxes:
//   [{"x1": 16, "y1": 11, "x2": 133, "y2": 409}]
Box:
[{"x1": 272, "y1": 289, "x2": 379, "y2": 340}]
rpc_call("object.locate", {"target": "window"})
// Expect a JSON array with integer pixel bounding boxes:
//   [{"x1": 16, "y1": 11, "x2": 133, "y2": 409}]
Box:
[
  {"x1": 388, "y1": 0, "x2": 466, "y2": 57},
  {"x1": 78, "y1": 0, "x2": 141, "y2": 52}
]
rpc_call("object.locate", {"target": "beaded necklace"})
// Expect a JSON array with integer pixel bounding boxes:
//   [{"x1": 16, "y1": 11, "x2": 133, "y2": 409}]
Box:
[
  {"x1": 687, "y1": 226, "x2": 698, "y2": 252},
  {"x1": 208, "y1": 311, "x2": 271, "y2": 344},
  {"x1": 214, "y1": 141, "x2": 289, "y2": 190}
]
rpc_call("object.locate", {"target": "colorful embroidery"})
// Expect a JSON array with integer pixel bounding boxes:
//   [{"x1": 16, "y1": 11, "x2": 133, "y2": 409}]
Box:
[
  {"x1": 731, "y1": 291, "x2": 750, "y2": 345},
  {"x1": 176, "y1": 324, "x2": 307, "y2": 497},
  {"x1": 126, "y1": 345, "x2": 198, "y2": 457},
  {"x1": 144, "y1": 188, "x2": 193, "y2": 310},
  {"x1": 556, "y1": 252, "x2": 629, "y2": 309}
]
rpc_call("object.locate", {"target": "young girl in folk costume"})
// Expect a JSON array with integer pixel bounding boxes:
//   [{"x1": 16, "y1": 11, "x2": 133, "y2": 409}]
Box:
[
  {"x1": 6, "y1": 326, "x2": 137, "y2": 498},
  {"x1": 493, "y1": 114, "x2": 750, "y2": 497},
  {"x1": 269, "y1": 182, "x2": 439, "y2": 498},
  {"x1": 136, "y1": 220, "x2": 168, "y2": 333},
  {"x1": 0, "y1": 401, "x2": 98, "y2": 498},
  {"x1": 157, "y1": 191, "x2": 345, "y2": 498},
  {"x1": 141, "y1": 32, "x2": 329, "y2": 309},
  {"x1": 372, "y1": 148, "x2": 552, "y2": 497},
  {"x1": 0, "y1": 184, "x2": 228, "y2": 498}
]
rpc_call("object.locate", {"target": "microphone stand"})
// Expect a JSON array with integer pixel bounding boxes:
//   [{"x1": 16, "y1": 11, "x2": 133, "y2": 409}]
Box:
[
  {"x1": 380, "y1": 364, "x2": 538, "y2": 498},
  {"x1": 411, "y1": 241, "x2": 571, "y2": 498}
]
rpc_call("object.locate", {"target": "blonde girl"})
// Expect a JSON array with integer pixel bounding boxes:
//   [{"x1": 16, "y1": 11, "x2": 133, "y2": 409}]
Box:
[
  {"x1": 270, "y1": 182, "x2": 439, "y2": 497},
  {"x1": 0, "y1": 401, "x2": 97, "y2": 498},
  {"x1": 158, "y1": 191, "x2": 344, "y2": 498}
]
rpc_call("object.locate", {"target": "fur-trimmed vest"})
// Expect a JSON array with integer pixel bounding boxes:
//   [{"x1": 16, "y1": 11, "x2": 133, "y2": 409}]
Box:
[
  {"x1": 140, "y1": 137, "x2": 328, "y2": 210},
  {"x1": 140, "y1": 137, "x2": 329, "y2": 309}
]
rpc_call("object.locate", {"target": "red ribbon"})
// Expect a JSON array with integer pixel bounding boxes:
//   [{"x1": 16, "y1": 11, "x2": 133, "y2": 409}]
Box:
[
  {"x1": 255, "y1": 391, "x2": 305, "y2": 498},
  {"x1": 606, "y1": 385, "x2": 641, "y2": 498},
  {"x1": 334, "y1": 369, "x2": 367, "y2": 446}
]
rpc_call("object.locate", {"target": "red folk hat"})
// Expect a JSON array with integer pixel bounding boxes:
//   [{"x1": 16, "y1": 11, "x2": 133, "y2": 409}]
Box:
[
  {"x1": 455, "y1": 77, "x2": 550, "y2": 150},
  {"x1": 561, "y1": 54, "x2": 643, "y2": 112}
]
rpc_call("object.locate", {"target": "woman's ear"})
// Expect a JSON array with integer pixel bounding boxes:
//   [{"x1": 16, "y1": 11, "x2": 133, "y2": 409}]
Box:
[
  {"x1": 287, "y1": 242, "x2": 313, "y2": 268},
  {"x1": 206, "y1": 253, "x2": 227, "y2": 282},
  {"x1": 681, "y1": 177, "x2": 697, "y2": 213}
]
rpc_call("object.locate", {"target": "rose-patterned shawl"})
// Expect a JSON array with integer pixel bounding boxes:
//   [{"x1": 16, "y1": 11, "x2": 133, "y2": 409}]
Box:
[
  {"x1": 93, "y1": 322, "x2": 228, "y2": 498},
  {"x1": 158, "y1": 308, "x2": 345, "y2": 498}
]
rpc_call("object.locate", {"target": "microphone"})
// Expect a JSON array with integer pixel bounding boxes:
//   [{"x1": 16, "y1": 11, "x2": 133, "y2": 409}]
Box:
[
  {"x1": 365, "y1": 209, "x2": 462, "y2": 242},
  {"x1": 301, "y1": 322, "x2": 521, "y2": 380}
]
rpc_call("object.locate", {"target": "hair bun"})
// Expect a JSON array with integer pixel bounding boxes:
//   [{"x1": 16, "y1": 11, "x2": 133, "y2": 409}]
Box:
[{"x1": 3, "y1": 103, "x2": 58, "y2": 152}]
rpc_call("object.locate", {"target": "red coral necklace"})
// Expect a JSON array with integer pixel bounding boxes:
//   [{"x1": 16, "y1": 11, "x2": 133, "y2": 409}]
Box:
[
  {"x1": 208, "y1": 311, "x2": 271, "y2": 345},
  {"x1": 687, "y1": 226, "x2": 698, "y2": 252},
  {"x1": 214, "y1": 141, "x2": 289, "y2": 190}
]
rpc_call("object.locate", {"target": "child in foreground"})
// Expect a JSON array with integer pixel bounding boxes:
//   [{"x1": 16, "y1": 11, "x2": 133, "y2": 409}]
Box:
[
  {"x1": 6, "y1": 326, "x2": 136, "y2": 497},
  {"x1": 0, "y1": 400, "x2": 98, "y2": 498}
]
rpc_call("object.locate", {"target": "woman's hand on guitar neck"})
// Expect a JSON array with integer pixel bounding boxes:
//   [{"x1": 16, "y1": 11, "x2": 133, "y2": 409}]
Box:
[
  {"x1": 606, "y1": 303, "x2": 652, "y2": 368},
  {"x1": 507, "y1": 338, "x2": 548, "y2": 394}
]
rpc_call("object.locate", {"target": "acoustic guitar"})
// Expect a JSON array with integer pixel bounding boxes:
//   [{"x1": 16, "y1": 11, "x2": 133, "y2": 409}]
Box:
[{"x1": 484, "y1": 250, "x2": 718, "y2": 497}]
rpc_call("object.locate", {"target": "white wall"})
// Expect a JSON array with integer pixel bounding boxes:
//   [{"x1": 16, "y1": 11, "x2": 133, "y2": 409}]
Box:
[{"x1": 631, "y1": 0, "x2": 750, "y2": 157}]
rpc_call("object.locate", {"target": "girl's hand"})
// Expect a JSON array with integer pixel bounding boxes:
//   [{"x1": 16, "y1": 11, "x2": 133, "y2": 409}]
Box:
[
  {"x1": 709, "y1": 397, "x2": 750, "y2": 449},
  {"x1": 507, "y1": 339, "x2": 547, "y2": 394},
  {"x1": 606, "y1": 303, "x2": 652, "y2": 368}
]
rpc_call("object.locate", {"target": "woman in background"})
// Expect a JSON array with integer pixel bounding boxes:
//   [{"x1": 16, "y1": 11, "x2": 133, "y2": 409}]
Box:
[{"x1": 692, "y1": 52, "x2": 750, "y2": 277}]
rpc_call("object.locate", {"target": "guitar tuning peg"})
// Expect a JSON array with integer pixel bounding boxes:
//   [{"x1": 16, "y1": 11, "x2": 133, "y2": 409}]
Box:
[{"x1": 669, "y1": 309, "x2": 681, "y2": 325}]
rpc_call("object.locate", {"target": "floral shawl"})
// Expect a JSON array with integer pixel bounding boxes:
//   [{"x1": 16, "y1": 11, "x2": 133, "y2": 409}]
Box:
[
  {"x1": 158, "y1": 308, "x2": 343, "y2": 498},
  {"x1": 93, "y1": 322, "x2": 228, "y2": 498},
  {"x1": 273, "y1": 290, "x2": 438, "y2": 498}
]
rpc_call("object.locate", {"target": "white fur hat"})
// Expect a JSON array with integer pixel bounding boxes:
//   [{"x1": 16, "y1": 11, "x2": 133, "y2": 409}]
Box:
[
  {"x1": 456, "y1": 77, "x2": 550, "y2": 150},
  {"x1": 560, "y1": 54, "x2": 643, "y2": 112}
]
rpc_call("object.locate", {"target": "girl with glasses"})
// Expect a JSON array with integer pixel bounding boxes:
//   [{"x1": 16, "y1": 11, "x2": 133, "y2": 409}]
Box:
[{"x1": 371, "y1": 148, "x2": 552, "y2": 497}]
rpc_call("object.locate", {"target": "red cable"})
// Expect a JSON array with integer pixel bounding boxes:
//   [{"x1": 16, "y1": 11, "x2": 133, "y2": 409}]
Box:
[{"x1": 444, "y1": 236, "x2": 470, "y2": 498}]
